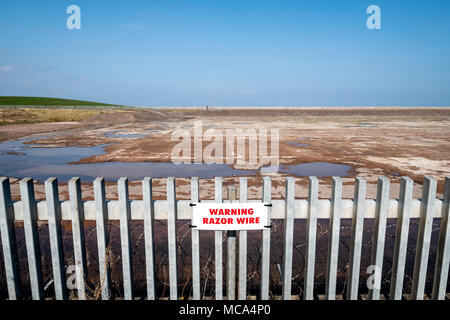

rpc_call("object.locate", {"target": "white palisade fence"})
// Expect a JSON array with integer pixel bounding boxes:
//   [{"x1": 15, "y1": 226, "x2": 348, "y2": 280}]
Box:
[{"x1": 0, "y1": 175, "x2": 449, "y2": 300}]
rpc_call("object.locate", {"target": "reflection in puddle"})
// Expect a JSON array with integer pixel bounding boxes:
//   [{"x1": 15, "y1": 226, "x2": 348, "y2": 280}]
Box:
[
  {"x1": 104, "y1": 130, "x2": 160, "y2": 138},
  {"x1": 276, "y1": 162, "x2": 353, "y2": 177},
  {"x1": 285, "y1": 142, "x2": 310, "y2": 147},
  {"x1": 15, "y1": 162, "x2": 257, "y2": 182},
  {"x1": 0, "y1": 136, "x2": 108, "y2": 181},
  {"x1": 0, "y1": 136, "x2": 354, "y2": 182},
  {"x1": 358, "y1": 122, "x2": 377, "y2": 128},
  {"x1": 344, "y1": 122, "x2": 378, "y2": 128},
  {"x1": 0, "y1": 136, "x2": 257, "y2": 182}
]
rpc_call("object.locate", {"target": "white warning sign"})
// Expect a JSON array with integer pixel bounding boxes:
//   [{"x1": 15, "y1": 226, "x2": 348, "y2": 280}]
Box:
[{"x1": 191, "y1": 202, "x2": 270, "y2": 231}]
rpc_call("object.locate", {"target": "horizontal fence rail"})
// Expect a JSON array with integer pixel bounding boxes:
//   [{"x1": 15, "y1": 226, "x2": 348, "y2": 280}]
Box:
[{"x1": 0, "y1": 175, "x2": 449, "y2": 300}]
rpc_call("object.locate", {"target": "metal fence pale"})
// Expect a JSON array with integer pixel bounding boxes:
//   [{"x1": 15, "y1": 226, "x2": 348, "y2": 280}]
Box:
[{"x1": 0, "y1": 175, "x2": 449, "y2": 300}]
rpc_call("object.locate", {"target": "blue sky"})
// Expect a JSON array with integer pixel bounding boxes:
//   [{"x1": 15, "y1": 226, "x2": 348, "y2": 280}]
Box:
[{"x1": 0, "y1": 0, "x2": 449, "y2": 106}]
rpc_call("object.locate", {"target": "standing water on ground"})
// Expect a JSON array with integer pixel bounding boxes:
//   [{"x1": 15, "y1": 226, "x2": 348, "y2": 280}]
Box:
[
  {"x1": 0, "y1": 136, "x2": 256, "y2": 181},
  {"x1": 278, "y1": 162, "x2": 353, "y2": 177},
  {"x1": 0, "y1": 135, "x2": 353, "y2": 182}
]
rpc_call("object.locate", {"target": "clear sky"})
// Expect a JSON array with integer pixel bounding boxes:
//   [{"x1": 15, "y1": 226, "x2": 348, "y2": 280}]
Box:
[{"x1": 0, "y1": 0, "x2": 449, "y2": 106}]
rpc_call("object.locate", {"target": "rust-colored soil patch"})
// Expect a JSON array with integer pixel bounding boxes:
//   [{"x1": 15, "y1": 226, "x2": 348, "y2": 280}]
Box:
[{"x1": 3, "y1": 107, "x2": 450, "y2": 196}]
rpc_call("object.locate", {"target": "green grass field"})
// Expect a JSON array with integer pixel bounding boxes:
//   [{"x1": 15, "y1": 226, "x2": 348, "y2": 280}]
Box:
[
  {"x1": 0, "y1": 96, "x2": 138, "y2": 125},
  {"x1": 0, "y1": 96, "x2": 123, "y2": 107}
]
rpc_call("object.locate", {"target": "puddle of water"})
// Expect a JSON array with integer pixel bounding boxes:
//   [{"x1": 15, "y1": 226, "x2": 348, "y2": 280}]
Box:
[
  {"x1": 285, "y1": 142, "x2": 310, "y2": 147},
  {"x1": 0, "y1": 136, "x2": 353, "y2": 182},
  {"x1": 104, "y1": 130, "x2": 159, "y2": 138},
  {"x1": 14, "y1": 162, "x2": 256, "y2": 182},
  {"x1": 0, "y1": 137, "x2": 109, "y2": 181},
  {"x1": 277, "y1": 162, "x2": 352, "y2": 177},
  {"x1": 0, "y1": 136, "x2": 256, "y2": 182},
  {"x1": 343, "y1": 122, "x2": 377, "y2": 128}
]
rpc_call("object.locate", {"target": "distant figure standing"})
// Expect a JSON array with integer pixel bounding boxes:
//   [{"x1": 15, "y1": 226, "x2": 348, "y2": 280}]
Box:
[{"x1": 206, "y1": 105, "x2": 209, "y2": 111}]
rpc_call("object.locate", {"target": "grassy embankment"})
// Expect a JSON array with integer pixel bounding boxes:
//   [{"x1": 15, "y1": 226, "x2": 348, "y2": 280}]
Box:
[
  {"x1": 0, "y1": 96, "x2": 134, "y2": 125},
  {"x1": 0, "y1": 96, "x2": 122, "y2": 107}
]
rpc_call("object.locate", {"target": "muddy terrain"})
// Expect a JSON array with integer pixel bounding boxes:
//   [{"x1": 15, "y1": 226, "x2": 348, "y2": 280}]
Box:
[
  {"x1": 1, "y1": 107, "x2": 449, "y2": 200},
  {"x1": 1, "y1": 107, "x2": 449, "y2": 299}
]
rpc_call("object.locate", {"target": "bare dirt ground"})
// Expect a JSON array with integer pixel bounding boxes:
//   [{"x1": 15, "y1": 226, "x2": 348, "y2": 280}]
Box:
[
  {"x1": 1, "y1": 107, "x2": 449, "y2": 299},
  {"x1": 2, "y1": 107, "x2": 450, "y2": 200}
]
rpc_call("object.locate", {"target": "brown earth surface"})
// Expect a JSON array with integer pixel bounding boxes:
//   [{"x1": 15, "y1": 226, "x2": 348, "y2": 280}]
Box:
[
  {"x1": 1, "y1": 107, "x2": 449, "y2": 299},
  {"x1": 2, "y1": 107, "x2": 450, "y2": 199}
]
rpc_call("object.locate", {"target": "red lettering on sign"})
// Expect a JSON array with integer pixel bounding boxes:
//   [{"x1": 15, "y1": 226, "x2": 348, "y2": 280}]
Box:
[
  {"x1": 208, "y1": 207, "x2": 257, "y2": 216},
  {"x1": 236, "y1": 217, "x2": 261, "y2": 224}
]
